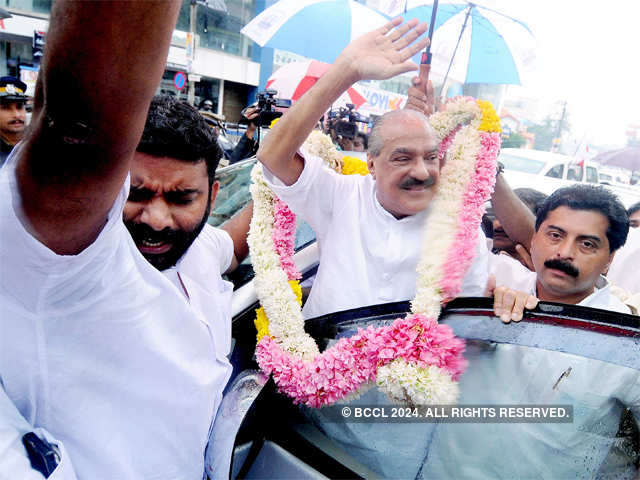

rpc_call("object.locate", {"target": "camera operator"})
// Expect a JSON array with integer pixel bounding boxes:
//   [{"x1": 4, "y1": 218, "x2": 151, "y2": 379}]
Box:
[
  {"x1": 230, "y1": 90, "x2": 291, "y2": 164},
  {"x1": 229, "y1": 106, "x2": 259, "y2": 164},
  {"x1": 353, "y1": 131, "x2": 368, "y2": 152},
  {"x1": 327, "y1": 104, "x2": 368, "y2": 152}
]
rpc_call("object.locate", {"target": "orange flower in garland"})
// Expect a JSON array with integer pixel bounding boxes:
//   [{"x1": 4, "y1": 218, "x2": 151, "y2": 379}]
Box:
[{"x1": 477, "y1": 100, "x2": 502, "y2": 133}]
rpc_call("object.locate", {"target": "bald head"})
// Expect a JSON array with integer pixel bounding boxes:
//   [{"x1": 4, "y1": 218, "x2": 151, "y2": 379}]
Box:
[{"x1": 368, "y1": 109, "x2": 435, "y2": 157}]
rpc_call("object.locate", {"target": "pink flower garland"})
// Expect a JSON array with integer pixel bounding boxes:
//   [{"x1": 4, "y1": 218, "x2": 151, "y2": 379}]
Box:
[
  {"x1": 256, "y1": 313, "x2": 466, "y2": 408},
  {"x1": 273, "y1": 199, "x2": 301, "y2": 280},
  {"x1": 440, "y1": 132, "x2": 500, "y2": 299},
  {"x1": 438, "y1": 125, "x2": 461, "y2": 163},
  {"x1": 252, "y1": 98, "x2": 500, "y2": 407}
]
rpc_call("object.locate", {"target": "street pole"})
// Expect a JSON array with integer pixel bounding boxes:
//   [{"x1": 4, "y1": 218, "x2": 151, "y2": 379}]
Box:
[
  {"x1": 187, "y1": 0, "x2": 197, "y2": 105},
  {"x1": 554, "y1": 100, "x2": 567, "y2": 152}
]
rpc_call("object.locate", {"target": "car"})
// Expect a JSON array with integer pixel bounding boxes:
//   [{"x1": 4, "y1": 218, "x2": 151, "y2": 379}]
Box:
[
  {"x1": 205, "y1": 158, "x2": 639, "y2": 479},
  {"x1": 500, "y1": 148, "x2": 600, "y2": 183},
  {"x1": 599, "y1": 166, "x2": 632, "y2": 187},
  {"x1": 499, "y1": 148, "x2": 640, "y2": 208},
  {"x1": 206, "y1": 298, "x2": 640, "y2": 479}
]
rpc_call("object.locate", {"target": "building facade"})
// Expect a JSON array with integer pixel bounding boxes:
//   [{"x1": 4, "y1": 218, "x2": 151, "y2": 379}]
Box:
[{"x1": 0, "y1": 0, "x2": 261, "y2": 122}]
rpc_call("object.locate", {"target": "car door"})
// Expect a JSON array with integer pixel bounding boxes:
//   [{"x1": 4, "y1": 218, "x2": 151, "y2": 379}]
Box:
[{"x1": 208, "y1": 298, "x2": 639, "y2": 479}]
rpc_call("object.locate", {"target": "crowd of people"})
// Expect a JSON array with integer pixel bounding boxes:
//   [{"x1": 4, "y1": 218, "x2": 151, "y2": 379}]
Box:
[{"x1": 0, "y1": 1, "x2": 638, "y2": 478}]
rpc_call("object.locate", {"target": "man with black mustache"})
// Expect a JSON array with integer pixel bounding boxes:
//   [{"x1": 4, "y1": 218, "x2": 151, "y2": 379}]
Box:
[
  {"x1": 0, "y1": 76, "x2": 28, "y2": 165},
  {"x1": 492, "y1": 184, "x2": 632, "y2": 321}
]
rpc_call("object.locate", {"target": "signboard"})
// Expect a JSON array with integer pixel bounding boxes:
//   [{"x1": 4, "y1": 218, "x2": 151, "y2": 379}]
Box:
[
  {"x1": 0, "y1": 14, "x2": 48, "y2": 40},
  {"x1": 358, "y1": 85, "x2": 407, "y2": 117},
  {"x1": 173, "y1": 71, "x2": 187, "y2": 90}
]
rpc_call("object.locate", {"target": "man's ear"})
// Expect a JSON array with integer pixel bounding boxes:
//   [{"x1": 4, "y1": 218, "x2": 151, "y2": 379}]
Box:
[
  {"x1": 210, "y1": 180, "x2": 220, "y2": 207},
  {"x1": 602, "y1": 251, "x2": 615, "y2": 275},
  {"x1": 367, "y1": 153, "x2": 376, "y2": 179}
]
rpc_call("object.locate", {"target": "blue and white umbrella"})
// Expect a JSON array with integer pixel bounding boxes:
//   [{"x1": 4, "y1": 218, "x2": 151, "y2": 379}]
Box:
[
  {"x1": 404, "y1": 1, "x2": 536, "y2": 86},
  {"x1": 241, "y1": 0, "x2": 389, "y2": 64}
]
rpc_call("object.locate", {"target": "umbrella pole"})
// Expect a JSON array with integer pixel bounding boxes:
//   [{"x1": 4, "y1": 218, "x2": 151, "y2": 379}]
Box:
[
  {"x1": 415, "y1": 0, "x2": 439, "y2": 106},
  {"x1": 439, "y1": 4, "x2": 472, "y2": 98}
]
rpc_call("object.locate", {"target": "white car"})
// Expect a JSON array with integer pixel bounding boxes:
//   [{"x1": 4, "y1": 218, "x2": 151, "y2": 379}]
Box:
[{"x1": 499, "y1": 148, "x2": 640, "y2": 208}]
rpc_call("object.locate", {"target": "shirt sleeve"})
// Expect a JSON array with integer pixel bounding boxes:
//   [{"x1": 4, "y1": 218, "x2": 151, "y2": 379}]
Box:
[
  {"x1": 193, "y1": 225, "x2": 234, "y2": 276},
  {"x1": 459, "y1": 228, "x2": 491, "y2": 297},
  {"x1": 261, "y1": 152, "x2": 354, "y2": 238},
  {"x1": 213, "y1": 227, "x2": 234, "y2": 275},
  {"x1": 488, "y1": 251, "x2": 537, "y2": 294}
]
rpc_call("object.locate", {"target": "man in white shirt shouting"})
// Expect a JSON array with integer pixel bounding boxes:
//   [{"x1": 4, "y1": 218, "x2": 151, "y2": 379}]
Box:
[{"x1": 0, "y1": 2, "x2": 231, "y2": 478}]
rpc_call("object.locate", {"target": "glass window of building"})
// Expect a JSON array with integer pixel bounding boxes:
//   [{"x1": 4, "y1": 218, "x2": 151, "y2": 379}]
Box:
[
  {"x1": 3, "y1": 0, "x2": 52, "y2": 14},
  {"x1": 176, "y1": 0, "x2": 256, "y2": 58}
]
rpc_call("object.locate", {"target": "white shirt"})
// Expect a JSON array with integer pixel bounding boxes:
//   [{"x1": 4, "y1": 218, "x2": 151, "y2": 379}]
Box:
[
  {"x1": 263, "y1": 153, "x2": 489, "y2": 319},
  {"x1": 0, "y1": 152, "x2": 231, "y2": 479},
  {"x1": 163, "y1": 224, "x2": 235, "y2": 356},
  {"x1": 607, "y1": 227, "x2": 640, "y2": 294},
  {"x1": 490, "y1": 253, "x2": 632, "y2": 313}
]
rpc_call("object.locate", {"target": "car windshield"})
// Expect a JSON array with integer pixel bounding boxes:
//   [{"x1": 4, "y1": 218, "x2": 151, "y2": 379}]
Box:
[
  {"x1": 220, "y1": 299, "x2": 640, "y2": 479},
  {"x1": 499, "y1": 153, "x2": 546, "y2": 174}
]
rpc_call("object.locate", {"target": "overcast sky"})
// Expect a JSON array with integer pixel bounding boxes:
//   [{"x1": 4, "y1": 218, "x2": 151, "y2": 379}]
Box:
[{"x1": 483, "y1": 0, "x2": 640, "y2": 148}]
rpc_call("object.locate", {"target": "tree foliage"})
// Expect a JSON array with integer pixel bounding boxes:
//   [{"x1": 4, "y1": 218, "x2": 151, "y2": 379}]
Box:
[
  {"x1": 502, "y1": 132, "x2": 527, "y2": 148},
  {"x1": 528, "y1": 103, "x2": 571, "y2": 151}
]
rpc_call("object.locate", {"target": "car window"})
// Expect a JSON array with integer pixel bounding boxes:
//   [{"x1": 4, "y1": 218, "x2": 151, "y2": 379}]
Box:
[
  {"x1": 600, "y1": 173, "x2": 613, "y2": 183},
  {"x1": 498, "y1": 153, "x2": 545, "y2": 174},
  {"x1": 210, "y1": 158, "x2": 318, "y2": 290},
  {"x1": 567, "y1": 164, "x2": 583, "y2": 181},
  {"x1": 545, "y1": 163, "x2": 564, "y2": 178},
  {"x1": 209, "y1": 159, "x2": 255, "y2": 227},
  {"x1": 227, "y1": 299, "x2": 639, "y2": 479},
  {"x1": 586, "y1": 166, "x2": 599, "y2": 183}
]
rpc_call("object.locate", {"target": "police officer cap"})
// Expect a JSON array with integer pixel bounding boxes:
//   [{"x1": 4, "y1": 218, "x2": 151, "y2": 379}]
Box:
[{"x1": 0, "y1": 76, "x2": 28, "y2": 101}]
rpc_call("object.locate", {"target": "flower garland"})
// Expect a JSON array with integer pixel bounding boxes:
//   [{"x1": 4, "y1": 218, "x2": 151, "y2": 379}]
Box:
[{"x1": 248, "y1": 98, "x2": 501, "y2": 407}]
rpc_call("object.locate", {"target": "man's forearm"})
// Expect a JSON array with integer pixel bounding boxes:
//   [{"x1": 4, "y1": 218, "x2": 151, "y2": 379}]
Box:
[
  {"x1": 258, "y1": 63, "x2": 357, "y2": 185},
  {"x1": 492, "y1": 174, "x2": 536, "y2": 250},
  {"x1": 16, "y1": 0, "x2": 181, "y2": 254}
]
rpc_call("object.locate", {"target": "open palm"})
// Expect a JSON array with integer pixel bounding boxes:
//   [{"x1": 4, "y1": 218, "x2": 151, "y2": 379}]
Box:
[{"x1": 337, "y1": 17, "x2": 430, "y2": 82}]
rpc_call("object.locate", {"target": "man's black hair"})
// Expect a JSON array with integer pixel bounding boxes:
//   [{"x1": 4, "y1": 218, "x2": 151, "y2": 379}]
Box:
[
  {"x1": 628, "y1": 201, "x2": 640, "y2": 217},
  {"x1": 137, "y1": 95, "x2": 222, "y2": 186},
  {"x1": 514, "y1": 188, "x2": 547, "y2": 216},
  {"x1": 535, "y1": 184, "x2": 629, "y2": 252}
]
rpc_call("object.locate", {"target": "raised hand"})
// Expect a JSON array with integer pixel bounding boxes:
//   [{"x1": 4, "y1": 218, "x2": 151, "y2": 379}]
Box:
[{"x1": 336, "y1": 17, "x2": 429, "y2": 83}]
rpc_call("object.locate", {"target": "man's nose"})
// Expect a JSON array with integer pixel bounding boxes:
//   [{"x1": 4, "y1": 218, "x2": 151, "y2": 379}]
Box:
[
  {"x1": 410, "y1": 159, "x2": 432, "y2": 181},
  {"x1": 140, "y1": 198, "x2": 173, "y2": 231},
  {"x1": 555, "y1": 239, "x2": 576, "y2": 259},
  {"x1": 492, "y1": 218, "x2": 503, "y2": 230}
]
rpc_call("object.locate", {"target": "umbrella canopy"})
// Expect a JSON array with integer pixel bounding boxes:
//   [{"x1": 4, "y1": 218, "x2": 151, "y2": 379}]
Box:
[
  {"x1": 266, "y1": 60, "x2": 367, "y2": 109},
  {"x1": 404, "y1": 1, "x2": 536, "y2": 85},
  {"x1": 241, "y1": 0, "x2": 389, "y2": 64},
  {"x1": 592, "y1": 147, "x2": 640, "y2": 172}
]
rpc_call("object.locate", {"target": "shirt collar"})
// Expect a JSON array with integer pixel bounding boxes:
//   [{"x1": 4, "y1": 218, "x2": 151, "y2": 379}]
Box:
[{"x1": 370, "y1": 181, "x2": 431, "y2": 224}]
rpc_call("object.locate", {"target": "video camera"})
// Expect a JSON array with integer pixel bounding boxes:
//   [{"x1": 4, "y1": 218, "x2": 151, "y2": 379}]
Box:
[
  {"x1": 241, "y1": 89, "x2": 292, "y2": 127},
  {"x1": 328, "y1": 103, "x2": 369, "y2": 139}
]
